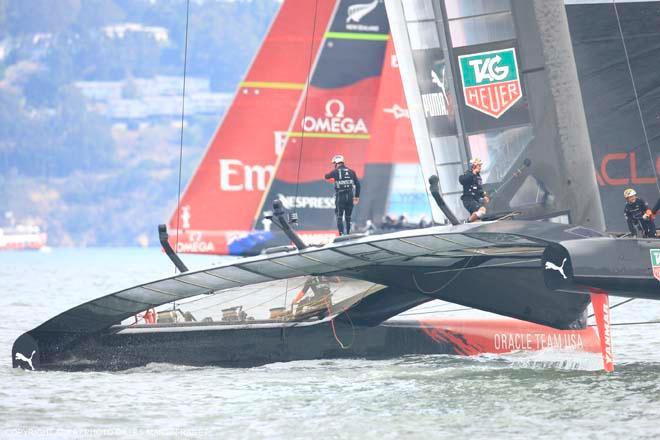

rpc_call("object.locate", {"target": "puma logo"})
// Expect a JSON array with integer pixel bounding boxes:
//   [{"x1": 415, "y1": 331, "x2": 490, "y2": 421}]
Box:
[
  {"x1": 545, "y1": 258, "x2": 567, "y2": 279},
  {"x1": 15, "y1": 350, "x2": 36, "y2": 370}
]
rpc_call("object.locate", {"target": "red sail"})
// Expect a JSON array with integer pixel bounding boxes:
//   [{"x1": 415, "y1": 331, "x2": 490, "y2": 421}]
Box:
[
  {"x1": 367, "y1": 38, "x2": 417, "y2": 166},
  {"x1": 252, "y1": 0, "x2": 391, "y2": 247},
  {"x1": 167, "y1": 0, "x2": 335, "y2": 254}
]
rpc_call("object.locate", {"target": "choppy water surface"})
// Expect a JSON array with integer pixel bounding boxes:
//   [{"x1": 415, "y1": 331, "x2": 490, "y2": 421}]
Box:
[{"x1": 1, "y1": 248, "x2": 660, "y2": 440}]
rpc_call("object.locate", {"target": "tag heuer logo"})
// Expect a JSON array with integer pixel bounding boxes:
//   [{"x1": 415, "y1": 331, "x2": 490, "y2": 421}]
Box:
[
  {"x1": 651, "y1": 249, "x2": 660, "y2": 282},
  {"x1": 458, "y1": 48, "x2": 522, "y2": 118}
]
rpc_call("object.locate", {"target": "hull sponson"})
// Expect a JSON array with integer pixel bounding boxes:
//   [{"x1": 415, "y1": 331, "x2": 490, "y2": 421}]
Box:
[
  {"x1": 13, "y1": 317, "x2": 599, "y2": 371},
  {"x1": 13, "y1": 220, "x2": 660, "y2": 370}
]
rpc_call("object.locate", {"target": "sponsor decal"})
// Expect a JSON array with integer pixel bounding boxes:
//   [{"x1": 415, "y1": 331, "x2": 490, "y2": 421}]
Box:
[
  {"x1": 274, "y1": 131, "x2": 288, "y2": 156},
  {"x1": 180, "y1": 205, "x2": 191, "y2": 230},
  {"x1": 346, "y1": 0, "x2": 383, "y2": 32},
  {"x1": 219, "y1": 159, "x2": 275, "y2": 191},
  {"x1": 176, "y1": 231, "x2": 216, "y2": 253},
  {"x1": 14, "y1": 351, "x2": 36, "y2": 370},
  {"x1": 493, "y1": 333, "x2": 584, "y2": 351},
  {"x1": 544, "y1": 258, "x2": 568, "y2": 279},
  {"x1": 383, "y1": 104, "x2": 409, "y2": 119},
  {"x1": 277, "y1": 194, "x2": 335, "y2": 210},
  {"x1": 458, "y1": 48, "x2": 522, "y2": 118},
  {"x1": 301, "y1": 99, "x2": 368, "y2": 135},
  {"x1": 219, "y1": 132, "x2": 282, "y2": 192},
  {"x1": 299, "y1": 231, "x2": 338, "y2": 246},
  {"x1": 597, "y1": 152, "x2": 659, "y2": 186},
  {"x1": 419, "y1": 324, "x2": 482, "y2": 355},
  {"x1": 651, "y1": 249, "x2": 660, "y2": 282},
  {"x1": 390, "y1": 54, "x2": 398, "y2": 68},
  {"x1": 590, "y1": 290, "x2": 614, "y2": 372},
  {"x1": 603, "y1": 300, "x2": 613, "y2": 367},
  {"x1": 422, "y1": 65, "x2": 449, "y2": 117}
]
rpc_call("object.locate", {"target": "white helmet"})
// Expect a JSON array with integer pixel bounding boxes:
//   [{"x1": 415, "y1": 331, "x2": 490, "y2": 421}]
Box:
[
  {"x1": 469, "y1": 157, "x2": 483, "y2": 167},
  {"x1": 332, "y1": 154, "x2": 345, "y2": 164},
  {"x1": 623, "y1": 188, "x2": 637, "y2": 198}
]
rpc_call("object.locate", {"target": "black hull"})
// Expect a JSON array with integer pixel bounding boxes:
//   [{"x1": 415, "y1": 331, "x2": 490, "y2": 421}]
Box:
[{"x1": 14, "y1": 320, "x2": 463, "y2": 371}]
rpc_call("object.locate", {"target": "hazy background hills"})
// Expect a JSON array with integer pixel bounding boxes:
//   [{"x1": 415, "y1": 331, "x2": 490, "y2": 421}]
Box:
[{"x1": 0, "y1": 0, "x2": 280, "y2": 246}]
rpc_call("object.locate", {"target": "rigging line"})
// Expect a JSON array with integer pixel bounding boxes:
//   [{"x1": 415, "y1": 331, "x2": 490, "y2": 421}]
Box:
[
  {"x1": 398, "y1": 307, "x2": 474, "y2": 317},
  {"x1": 293, "y1": 0, "x2": 320, "y2": 208},
  {"x1": 590, "y1": 320, "x2": 660, "y2": 327},
  {"x1": 413, "y1": 256, "x2": 474, "y2": 295},
  {"x1": 174, "y1": 0, "x2": 191, "y2": 272},
  {"x1": 325, "y1": 296, "x2": 354, "y2": 349},
  {"x1": 184, "y1": 279, "x2": 306, "y2": 313},
  {"x1": 588, "y1": 297, "x2": 635, "y2": 319},
  {"x1": 612, "y1": 0, "x2": 660, "y2": 195},
  {"x1": 424, "y1": 258, "x2": 540, "y2": 275}
]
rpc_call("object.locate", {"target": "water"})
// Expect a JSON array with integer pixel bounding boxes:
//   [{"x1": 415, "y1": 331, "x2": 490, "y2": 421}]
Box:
[{"x1": 2, "y1": 248, "x2": 660, "y2": 439}]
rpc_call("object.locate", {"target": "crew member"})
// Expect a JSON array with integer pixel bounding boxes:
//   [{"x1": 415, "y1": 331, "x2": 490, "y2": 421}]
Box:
[
  {"x1": 623, "y1": 188, "x2": 656, "y2": 238},
  {"x1": 459, "y1": 158, "x2": 489, "y2": 222},
  {"x1": 324, "y1": 154, "x2": 360, "y2": 235}
]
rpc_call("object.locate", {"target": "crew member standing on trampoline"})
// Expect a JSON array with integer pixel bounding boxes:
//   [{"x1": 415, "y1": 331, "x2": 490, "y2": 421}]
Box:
[
  {"x1": 459, "y1": 157, "x2": 489, "y2": 223},
  {"x1": 325, "y1": 154, "x2": 360, "y2": 235}
]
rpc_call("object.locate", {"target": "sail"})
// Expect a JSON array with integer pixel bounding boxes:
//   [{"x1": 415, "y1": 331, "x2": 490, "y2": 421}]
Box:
[
  {"x1": 359, "y1": 38, "x2": 430, "y2": 228},
  {"x1": 251, "y1": 0, "x2": 391, "y2": 248},
  {"x1": 166, "y1": 0, "x2": 336, "y2": 254},
  {"x1": 385, "y1": 0, "x2": 606, "y2": 229},
  {"x1": 565, "y1": 0, "x2": 660, "y2": 232}
]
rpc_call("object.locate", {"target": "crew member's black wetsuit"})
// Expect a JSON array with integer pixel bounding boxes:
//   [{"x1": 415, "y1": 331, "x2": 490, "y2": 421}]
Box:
[
  {"x1": 459, "y1": 168, "x2": 485, "y2": 215},
  {"x1": 624, "y1": 197, "x2": 656, "y2": 238},
  {"x1": 325, "y1": 165, "x2": 360, "y2": 235}
]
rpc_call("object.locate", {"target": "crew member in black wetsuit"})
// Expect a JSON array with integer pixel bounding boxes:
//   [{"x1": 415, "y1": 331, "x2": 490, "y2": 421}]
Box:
[
  {"x1": 324, "y1": 154, "x2": 360, "y2": 235},
  {"x1": 623, "y1": 188, "x2": 656, "y2": 238},
  {"x1": 459, "y1": 157, "x2": 489, "y2": 223}
]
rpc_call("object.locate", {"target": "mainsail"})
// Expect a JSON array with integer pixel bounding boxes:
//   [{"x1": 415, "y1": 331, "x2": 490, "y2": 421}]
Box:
[
  {"x1": 166, "y1": 0, "x2": 335, "y2": 254},
  {"x1": 565, "y1": 0, "x2": 660, "y2": 231}
]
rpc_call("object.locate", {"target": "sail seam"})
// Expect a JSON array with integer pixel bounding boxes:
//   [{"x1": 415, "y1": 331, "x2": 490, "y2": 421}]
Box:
[
  {"x1": 287, "y1": 131, "x2": 370, "y2": 139},
  {"x1": 240, "y1": 81, "x2": 305, "y2": 90},
  {"x1": 325, "y1": 31, "x2": 389, "y2": 41}
]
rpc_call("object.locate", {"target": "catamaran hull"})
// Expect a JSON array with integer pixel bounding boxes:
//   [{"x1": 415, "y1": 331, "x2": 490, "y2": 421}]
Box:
[{"x1": 13, "y1": 318, "x2": 598, "y2": 371}]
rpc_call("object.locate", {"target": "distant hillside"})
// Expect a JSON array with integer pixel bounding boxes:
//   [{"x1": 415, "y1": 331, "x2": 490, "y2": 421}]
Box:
[{"x1": 0, "y1": 0, "x2": 280, "y2": 246}]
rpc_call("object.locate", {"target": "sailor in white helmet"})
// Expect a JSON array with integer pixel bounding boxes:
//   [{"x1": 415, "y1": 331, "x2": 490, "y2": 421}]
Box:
[
  {"x1": 458, "y1": 157, "x2": 490, "y2": 222},
  {"x1": 324, "y1": 154, "x2": 360, "y2": 235},
  {"x1": 623, "y1": 188, "x2": 656, "y2": 238}
]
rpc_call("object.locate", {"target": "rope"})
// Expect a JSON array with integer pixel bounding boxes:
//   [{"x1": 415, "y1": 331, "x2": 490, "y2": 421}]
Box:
[
  {"x1": 413, "y1": 256, "x2": 474, "y2": 295},
  {"x1": 325, "y1": 296, "x2": 354, "y2": 349},
  {"x1": 590, "y1": 320, "x2": 660, "y2": 327},
  {"x1": 588, "y1": 297, "x2": 635, "y2": 318},
  {"x1": 398, "y1": 307, "x2": 473, "y2": 317},
  {"x1": 292, "y1": 0, "x2": 320, "y2": 212},
  {"x1": 174, "y1": 0, "x2": 191, "y2": 271},
  {"x1": 612, "y1": 0, "x2": 660, "y2": 195}
]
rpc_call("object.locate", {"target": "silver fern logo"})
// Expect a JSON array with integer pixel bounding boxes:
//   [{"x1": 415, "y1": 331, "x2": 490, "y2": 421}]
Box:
[{"x1": 346, "y1": 0, "x2": 383, "y2": 32}]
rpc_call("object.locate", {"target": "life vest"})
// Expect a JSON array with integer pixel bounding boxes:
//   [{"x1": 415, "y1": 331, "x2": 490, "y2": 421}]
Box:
[{"x1": 143, "y1": 308, "x2": 156, "y2": 324}]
